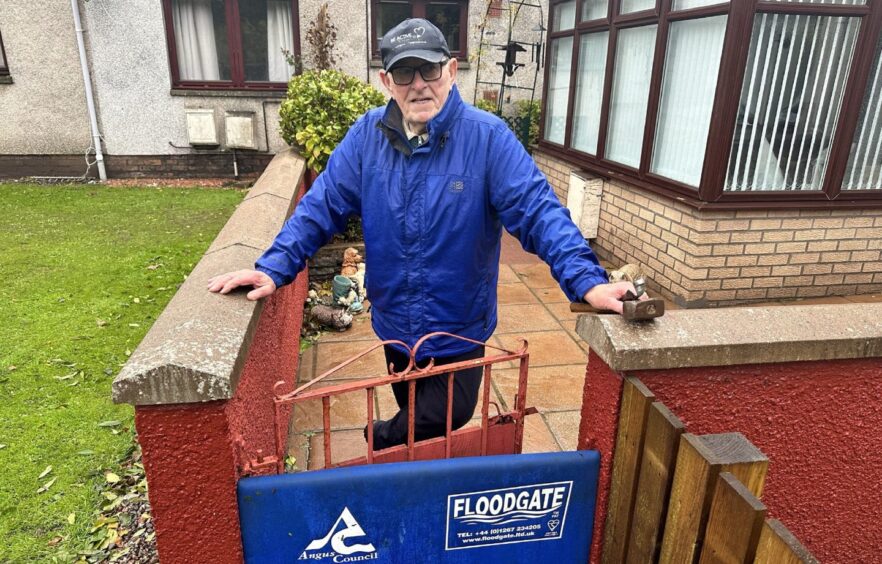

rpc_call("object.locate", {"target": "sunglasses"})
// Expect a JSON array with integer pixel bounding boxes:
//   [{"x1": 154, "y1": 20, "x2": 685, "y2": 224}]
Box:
[{"x1": 389, "y1": 60, "x2": 448, "y2": 86}]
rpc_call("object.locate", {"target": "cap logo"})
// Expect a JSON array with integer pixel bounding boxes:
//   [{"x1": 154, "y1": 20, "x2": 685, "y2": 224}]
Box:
[{"x1": 391, "y1": 27, "x2": 427, "y2": 44}]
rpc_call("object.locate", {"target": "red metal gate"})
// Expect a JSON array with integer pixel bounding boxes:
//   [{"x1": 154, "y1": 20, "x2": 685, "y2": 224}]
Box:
[{"x1": 253, "y1": 332, "x2": 535, "y2": 475}]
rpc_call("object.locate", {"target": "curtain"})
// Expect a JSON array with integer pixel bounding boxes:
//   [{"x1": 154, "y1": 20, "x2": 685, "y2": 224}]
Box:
[
  {"x1": 582, "y1": 0, "x2": 608, "y2": 21},
  {"x1": 172, "y1": 0, "x2": 220, "y2": 81},
  {"x1": 572, "y1": 32, "x2": 608, "y2": 155},
  {"x1": 553, "y1": 1, "x2": 576, "y2": 32},
  {"x1": 651, "y1": 15, "x2": 727, "y2": 187},
  {"x1": 606, "y1": 25, "x2": 657, "y2": 168},
  {"x1": 725, "y1": 14, "x2": 860, "y2": 191},
  {"x1": 267, "y1": 0, "x2": 294, "y2": 82},
  {"x1": 620, "y1": 0, "x2": 655, "y2": 14},
  {"x1": 544, "y1": 37, "x2": 573, "y2": 145},
  {"x1": 844, "y1": 34, "x2": 882, "y2": 190}
]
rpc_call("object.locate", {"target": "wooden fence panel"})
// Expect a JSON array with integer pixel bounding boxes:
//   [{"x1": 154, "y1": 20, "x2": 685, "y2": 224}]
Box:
[
  {"x1": 754, "y1": 519, "x2": 819, "y2": 564},
  {"x1": 659, "y1": 433, "x2": 768, "y2": 563},
  {"x1": 699, "y1": 472, "x2": 766, "y2": 564},
  {"x1": 601, "y1": 377, "x2": 656, "y2": 564},
  {"x1": 625, "y1": 402, "x2": 685, "y2": 563}
]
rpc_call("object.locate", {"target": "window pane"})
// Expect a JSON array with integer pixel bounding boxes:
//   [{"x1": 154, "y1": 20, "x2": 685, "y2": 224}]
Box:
[
  {"x1": 544, "y1": 37, "x2": 574, "y2": 145},
  {"x1": 620, "y1": 0, "x2": 655, "y2": 15},
  {"x1": 427, "y1": 2, "x2": 461, "y2": 52},
  {"x1": 844, "y1": 34, "x2": 882, "y2": 190},
  {"x1": 651, "y1": 15, "x2": 727, "y2": 187},
  {"x1": 672, "y1": 0, "x2": 728, "y2": 9},
  {"x1": 572, "y1": 32, "x2": 609, "y2": 155},
  {"x1": 725, "y1": 14, "x2": 860, "y2": 192},
  {"x1": 606, "y1": 25, "x2": 657, "y2": 168},
  {"x1": 582, "y1": 0, "x2": 608, "y2": 21},
  {"x1": 240, "y1": 0, "x2": 295, "y2": 82},
  {"x1": 552, "y1": 1, "x2": 576, "y2": 32},
  {"x1": 377, "y1": 2, "x2": 412, "y2": 45},
  {"x1": 172, "y1": 0, "x2": 230, "y2": 81},
  {"x1": 767, "y1": 0, "x2": 866, "y2": 4}
]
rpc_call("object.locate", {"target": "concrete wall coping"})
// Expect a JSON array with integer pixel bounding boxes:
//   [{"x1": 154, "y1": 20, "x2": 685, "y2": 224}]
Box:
[
  {"x1": 575, "y1": 303, "x2": 882, "y2": 372},
  {"x1": 112, "y1": 149, "x2": 305, "y2": 405}
]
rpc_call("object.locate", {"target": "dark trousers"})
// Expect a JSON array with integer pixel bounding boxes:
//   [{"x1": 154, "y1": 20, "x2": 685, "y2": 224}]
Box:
[{"x1": 371, "y1": 345, "x2": 485, "y2": 451}]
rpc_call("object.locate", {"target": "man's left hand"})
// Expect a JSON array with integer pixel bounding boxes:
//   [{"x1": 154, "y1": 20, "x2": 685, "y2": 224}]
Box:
[{"x1": 582, "y1": 282, "x2": 648, "y2": 315}]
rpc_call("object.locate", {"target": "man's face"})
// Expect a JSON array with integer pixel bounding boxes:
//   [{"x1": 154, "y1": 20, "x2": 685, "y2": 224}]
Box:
[{"x1": 380, "y1": 57, "x2": 458, "y2": 132}]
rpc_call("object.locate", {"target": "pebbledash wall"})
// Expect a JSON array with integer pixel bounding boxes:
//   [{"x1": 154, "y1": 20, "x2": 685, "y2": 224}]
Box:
[
  {"x1": 0, "y1": 0, "x2": 546, "y2": 179},
  {"x1": 534, "y1": 150, "x2": 882, "y2": 307}
]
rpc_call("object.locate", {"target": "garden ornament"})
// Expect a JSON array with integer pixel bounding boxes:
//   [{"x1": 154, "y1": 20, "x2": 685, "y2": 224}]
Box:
[{"x1": 341, "y1": 247, "x2": 362, "y2": 277}]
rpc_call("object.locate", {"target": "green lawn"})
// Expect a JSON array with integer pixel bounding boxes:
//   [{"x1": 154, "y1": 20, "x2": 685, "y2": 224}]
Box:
[{"x1": 0, "y1": 182, "x2": 245, "y2": 562}]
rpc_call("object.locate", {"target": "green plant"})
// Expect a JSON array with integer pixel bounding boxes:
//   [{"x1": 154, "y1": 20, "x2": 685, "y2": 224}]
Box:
[
  {"x1": 475, "y1": 98, "x2": 499, "y2": 114},
  {"x1": 279, "y1": 70, "x2": 385, "y2": 173},
  {"x1": 515, "y1": 99, "x2": 541, "y2": 146}
]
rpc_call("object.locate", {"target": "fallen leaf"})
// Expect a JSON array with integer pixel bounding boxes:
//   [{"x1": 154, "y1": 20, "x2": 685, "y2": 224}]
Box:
[
  {"x1": 98, "y1": 421, "x2": 121, "y2": 428},
  {"x1": 105, "y1": 472, "x2": 120, "y2": 484},
  {"x1": 47, "y1": 536, "x2": 63, "y2": 546},
  {"x1": 38, "y1": 465, "x2": 53, "y2": 479},
  {"x1": 0, "y1": 444, "x2": 7, "y2": 450},
  {"x1": 124, "y1": 349, "x2": 131, "y2": 357},
  {"x1": 128, "y1": 323, "x2": 140, "y2": 328},
  {"x1": 7, "y1": 366, "x2": 15, "y2": 371},
  {"x1": 37, "y1": 477, "x2": 57, "y2": 493},
  {"x1": 67, "y1": 513, "x2": 76, "y2": 524},
  {"x1": 96, "y1": 319, "x2": 108, "y2": 327},
  {"x1": 77, "y1": 450, "x2": 94, "y2": 456},
  {"x1": 132, "y1": 298, "x2": 140, "y2": 304},
  {"x1": 146, "y1": 264, "x2": 163, "y2": 271}
]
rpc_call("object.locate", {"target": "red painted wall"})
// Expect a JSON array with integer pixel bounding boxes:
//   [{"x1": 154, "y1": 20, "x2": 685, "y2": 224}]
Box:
[
  {"x1": 137, "y1": 271, "x2": 309, "y2": 564},
  {"x1": 579, "y1": 355, "x2": 882, "y2": 564},
  {"x1": 636, "y1": 359, "x2": 882, "y2": 564},
  {"x1": 577, "y1": 350, "x2": 624, "y2": 564}
]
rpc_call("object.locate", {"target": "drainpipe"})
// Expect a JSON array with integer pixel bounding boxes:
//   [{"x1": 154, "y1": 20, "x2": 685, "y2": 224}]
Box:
[{"x1": 70, "y1": 0, "x2": 107, "y2": 181}]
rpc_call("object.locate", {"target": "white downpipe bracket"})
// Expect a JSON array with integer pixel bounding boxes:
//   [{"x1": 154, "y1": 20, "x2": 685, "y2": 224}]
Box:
[{"x1": 71, "y1": 0, "x2": 107, "y2": 181}]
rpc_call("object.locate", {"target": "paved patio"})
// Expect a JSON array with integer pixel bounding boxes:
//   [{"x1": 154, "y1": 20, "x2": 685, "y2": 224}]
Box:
[{"x1": 288, "y1": 233, "x2": 882, "y2": 471}]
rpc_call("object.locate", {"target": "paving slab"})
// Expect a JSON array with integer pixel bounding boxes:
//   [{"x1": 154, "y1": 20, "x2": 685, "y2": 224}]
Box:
[
  {"x1": 495, "y1": 303, "x2": 561, "y2": 334},
  {"x1": 544, "y1": 410, "x2": 582, "y2": 451},
  {"x1": 511, "y1": 263, "x2": 558, "y2": 289},
  {"x1": 492, "y1": 365, "x2": 587, "y2": 412},
  {"x1": 494, "y1": 330, "x2": 586, "y2": 368}
]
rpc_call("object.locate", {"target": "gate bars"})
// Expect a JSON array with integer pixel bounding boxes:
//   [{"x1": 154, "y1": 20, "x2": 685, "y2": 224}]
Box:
[{"x1": 264, "y1": 332, "x2": 532, "y2": 474}]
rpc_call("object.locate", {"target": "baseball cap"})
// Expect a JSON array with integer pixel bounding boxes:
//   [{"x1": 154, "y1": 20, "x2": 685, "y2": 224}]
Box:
[{"x1": 380, "y1": 18, "x2": 451, "y2": 70}]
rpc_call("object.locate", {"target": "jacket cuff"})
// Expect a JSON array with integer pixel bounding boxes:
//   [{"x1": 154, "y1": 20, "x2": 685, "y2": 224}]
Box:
[
  {"x1": 255, "y1": 265, "x2": 288, "y2": 291},
  {"x1": 573, "y1": 274, "x2": 609, "y2": 303}
]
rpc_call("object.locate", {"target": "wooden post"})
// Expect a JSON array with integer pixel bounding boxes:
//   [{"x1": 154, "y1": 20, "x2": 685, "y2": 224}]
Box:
[
  {"x1": 660, "y1": 433, "x2": 769, "y2": 563},
  {"x1": 754, "y1": 519, "x2": 819, "y2": 564},
  {"x1": 625, "y1": 402, "x2": 685, "y2": 563},
  {"x1": 601, "y1": 377, "x2": 656, "y2": 564},
  {"x1": 699, "y1": 472, "x2": 766, "y2": 564}
]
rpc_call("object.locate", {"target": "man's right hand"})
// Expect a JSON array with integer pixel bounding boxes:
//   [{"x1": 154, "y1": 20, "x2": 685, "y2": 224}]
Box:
[{"x1": 207, "y1": 269, "x2": 277, "y2": 301}]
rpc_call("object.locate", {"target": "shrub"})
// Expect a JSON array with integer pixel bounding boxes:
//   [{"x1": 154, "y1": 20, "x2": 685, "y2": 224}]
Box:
[
  {"x1": 475, "y1": 98, "x2": 498, "y2": 114},
  {"x1": 515, "y1": 99, "x2": 541, "y2": 146},
  {"x1": 279, "y1": 70, "x2": 385, "y2": 172}
]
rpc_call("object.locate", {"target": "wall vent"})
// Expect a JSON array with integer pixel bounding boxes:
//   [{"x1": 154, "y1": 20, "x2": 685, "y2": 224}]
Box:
[
  {"x1": 185, "y1": 109, "x2": 218, "y2": 146},
  {"x1": 225, "y1": 112, "x2": 256, "y2": 150}
]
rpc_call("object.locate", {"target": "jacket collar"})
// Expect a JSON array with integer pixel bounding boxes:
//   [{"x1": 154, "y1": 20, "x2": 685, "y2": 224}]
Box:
[{"x1": 379, "y1": 84, "x2": 464, "y2": 154}]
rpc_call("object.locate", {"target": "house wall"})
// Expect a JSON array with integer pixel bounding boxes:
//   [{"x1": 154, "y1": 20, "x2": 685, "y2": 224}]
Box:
[
  {"x1": 534, "y1": 148, "x2": 882, "y2": 307},
  {"x1": 81, "y1": 0, "x2": 290, "y2": 157},
  {"x1": 0, "y1": 0, "x2": 91, "y2": 155},
  {"x1": 299, "y1": 0, "x2": 546, "y2": 111},
  {"x1": 1, "y1": 0, "x2": 547, "y2": 178}
]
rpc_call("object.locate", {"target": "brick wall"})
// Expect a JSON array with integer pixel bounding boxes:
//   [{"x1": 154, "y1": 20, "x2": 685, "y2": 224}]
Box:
[
  {"x1": 534, "y1": 149, "x2": 882, "y2": 307},
  {"x1": 534, "y1": 149, "x2": 571, "y2": 205},
  {"x1": 0, "y1": 153, "x2": 274, "y2": 179}
]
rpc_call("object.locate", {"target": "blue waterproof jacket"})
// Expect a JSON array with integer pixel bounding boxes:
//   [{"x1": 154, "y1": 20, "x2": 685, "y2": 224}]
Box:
[{"x1": 256, "y1": 85, "x2": 607, "y2": 359}]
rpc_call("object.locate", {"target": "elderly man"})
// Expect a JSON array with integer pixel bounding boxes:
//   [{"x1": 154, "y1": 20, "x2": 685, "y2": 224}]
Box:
[{"x1": 208, "y1": 19, "x2": 637, "y2": 450}]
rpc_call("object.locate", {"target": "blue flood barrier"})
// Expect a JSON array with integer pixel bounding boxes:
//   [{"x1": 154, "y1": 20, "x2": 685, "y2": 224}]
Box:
[{"x1": 238, "y1": 450, "x2": 600, "y2": 563}]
